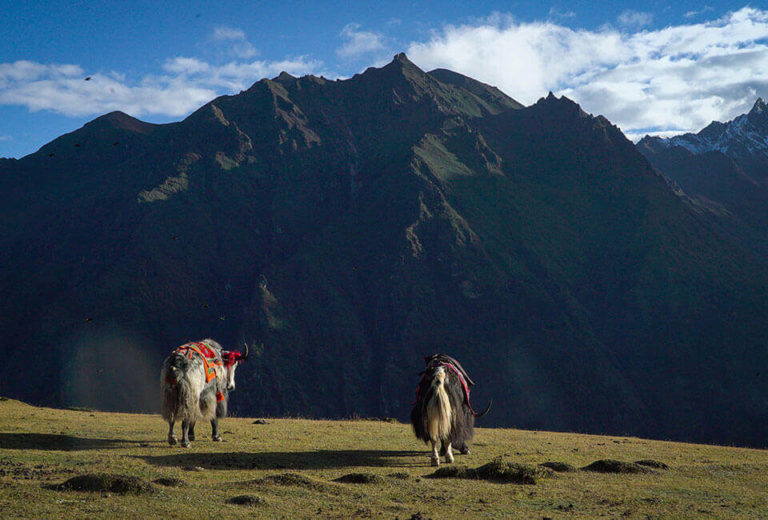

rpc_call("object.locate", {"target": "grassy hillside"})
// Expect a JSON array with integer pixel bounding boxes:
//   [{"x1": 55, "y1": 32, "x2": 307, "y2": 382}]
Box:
[{"x1": 0, "y1": 399, "x2": 766, "y2": 519}]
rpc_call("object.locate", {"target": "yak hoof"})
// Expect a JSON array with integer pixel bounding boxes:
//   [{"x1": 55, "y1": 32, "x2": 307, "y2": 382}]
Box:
[
  {"x1": 431, "y1": 457, "x2": 440, "y2": 467},
  {"x1": 168, "y1": 435, "x2": 178, "y2": 446},
  {"x1": 212, "y1": 435, "x2": 223, "y2": 442},
  {"x1": 181, "y1": 440, "x2": 191, "y2": 448},
  {"x1": 188, "y1": 433, "x2": 195, "y2": 441},
  {"x1": 446, "y1": 453, "x2": 455, "y2": 464}
]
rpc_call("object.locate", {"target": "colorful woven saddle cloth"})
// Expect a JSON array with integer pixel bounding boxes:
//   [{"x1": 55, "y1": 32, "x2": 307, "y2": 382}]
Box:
[{"x1": 173, "y1": 342, "x2": 223, "y2": 383}]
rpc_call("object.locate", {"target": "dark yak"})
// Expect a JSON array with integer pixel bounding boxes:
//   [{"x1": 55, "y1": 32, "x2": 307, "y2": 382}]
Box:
[{"x1": 410, "y1": 353, "x2": 491, "y2": 465}]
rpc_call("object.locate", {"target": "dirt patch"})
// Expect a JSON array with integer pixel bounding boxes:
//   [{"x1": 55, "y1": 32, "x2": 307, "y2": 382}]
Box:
[
  {"x1": 580, "y1": 460, "x2": 653, "y2": 474},
  {"x1": 334, "y1": 472, "x2": 383, "y2": 484},
  {"x1": 539, "y1": 461, "x2": 576, "y2": 472},
  {"x1": 227, "y1": 494, "x2": 266, "y2": 506},
  {"x1": 426, "y1": 458, "x2": 553, "y2": 485},
  {"x1": 51, "y1": 473, "x2": 157, "y2": 495},
  {"x1": 249, "y1": 472, "x2": 327, "y2": 491},
  {"x1": 153, "y1": 477, "x2": 186, "y2": 487},
  {"x1": 0, "y1": 459, "x2": 73, "y2": 481},
  {"x1": 634, "y1": 459, "x2": 669, "y2": 470}
]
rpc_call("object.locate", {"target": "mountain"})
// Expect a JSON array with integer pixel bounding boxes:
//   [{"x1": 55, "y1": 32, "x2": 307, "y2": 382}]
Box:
[
  {"x1": 637, "y1": 99, "x2": 768, "y2": 235},
  {"x1": 2, "y1": 54, "x2": 768, "y2": 447}
]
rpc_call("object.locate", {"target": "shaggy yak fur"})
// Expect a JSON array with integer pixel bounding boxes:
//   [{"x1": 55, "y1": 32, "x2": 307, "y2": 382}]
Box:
[
  {"x1": 410, "y1": 353, "x2": 491, "y2": 466},
  {"x1": 160, "y1": 339, "x2": 247, "y2": 447}
]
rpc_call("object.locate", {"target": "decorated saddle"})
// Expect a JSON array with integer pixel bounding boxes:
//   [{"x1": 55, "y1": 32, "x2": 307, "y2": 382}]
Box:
[{"x1": 173, "y1": 342, "x2": 223, "y2": 384}]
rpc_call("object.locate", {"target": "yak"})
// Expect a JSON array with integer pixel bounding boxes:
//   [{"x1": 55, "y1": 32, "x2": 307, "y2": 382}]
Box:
[
  {"x1": 160, "y1": 339, "x2": 248, "y2": 447},
  {"x1": 410, "y1": 353, "x2": 491, "y2": 466}
]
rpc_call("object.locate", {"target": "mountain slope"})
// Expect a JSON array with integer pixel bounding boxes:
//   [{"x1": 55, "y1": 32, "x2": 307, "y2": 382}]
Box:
[{"x1": 1, "y1": 55, "x2": 767, "y2": 446}]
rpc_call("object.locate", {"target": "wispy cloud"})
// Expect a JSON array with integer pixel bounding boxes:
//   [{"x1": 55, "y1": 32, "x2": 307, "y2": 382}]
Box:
[
  {"x1": 617, "y1": 10, "x2": 654, "y2": 28},
  {"x1": 0, "y1": 56, "x2": 325, "y2": 118},
  {"x1": 684, "y1": 6, "x2": 714, "y2": 19},
  {"x1": 212, "y1": 26, "x2": 247, "y2": 41},
  {"x1": 209, "y1": 26, "x2": 258, "y2": 59},
  {"x1": 336, "y1": 23, "x2": 388, "y2": 60},
  {"x1": 407, "y1": 7, "x2": 768, "y2": 139},
  {"x1": 548, "y1": 7, "x2": 575, "y2": 19}
]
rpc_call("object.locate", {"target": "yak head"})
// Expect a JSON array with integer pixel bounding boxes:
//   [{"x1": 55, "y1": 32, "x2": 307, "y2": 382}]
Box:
[{"x1": 221, "y1": 343, "x2": 249, "y2": 391}]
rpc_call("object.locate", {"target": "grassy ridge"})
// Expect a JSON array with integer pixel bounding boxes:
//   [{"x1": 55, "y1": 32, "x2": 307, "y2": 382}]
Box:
[{"x1": 0, "y1": 398, "x2": 766, "y2": 519}]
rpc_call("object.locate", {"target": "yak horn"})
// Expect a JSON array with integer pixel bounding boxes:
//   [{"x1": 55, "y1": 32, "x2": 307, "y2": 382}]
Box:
[{"x1": 241, "y1": 342, "x2": 249, "y2": 361}]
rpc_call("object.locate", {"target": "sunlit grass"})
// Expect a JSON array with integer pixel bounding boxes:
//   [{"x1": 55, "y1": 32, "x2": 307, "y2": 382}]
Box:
[{"x1": 0, "y1": 398, "x2": 766, "y2": 518}]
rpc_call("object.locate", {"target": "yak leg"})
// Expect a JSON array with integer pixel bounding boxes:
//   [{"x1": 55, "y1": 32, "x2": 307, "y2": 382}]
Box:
[
  {"x1": 188, "y1": 422, "x2": 196, "y2": 441},
  {"x1": 211, "y1": 418, "x2": 223, "y2": 441},
  {"x1": 430, "y1": 441, "x2": 440, "y2": 466},
  {"x1": 167, "y1": 421, "x2": 178, "y2": 445},
  {"x1": 181, "y1": 420, "x2": 192, "y2": 448},
  {"x1": 444, "y1": 442, "x2": 454, "y2": 464}
]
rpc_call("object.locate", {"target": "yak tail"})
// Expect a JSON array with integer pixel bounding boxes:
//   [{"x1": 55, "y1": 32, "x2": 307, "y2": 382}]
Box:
[
  {"x1": 473, "y1": 398, "x2": 493, "y2": 418},
  {"x1": 161, "y1": 365, "x2": 195, "y2": 422},
  {"x1": 425, "y1": 378, "x2": 453, "y2": 442}
]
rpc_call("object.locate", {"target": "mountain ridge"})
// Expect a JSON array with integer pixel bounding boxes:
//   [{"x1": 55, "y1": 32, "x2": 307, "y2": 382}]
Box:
[{"x1": 2, "y1": 54, "x2": 767, "y2": 446}]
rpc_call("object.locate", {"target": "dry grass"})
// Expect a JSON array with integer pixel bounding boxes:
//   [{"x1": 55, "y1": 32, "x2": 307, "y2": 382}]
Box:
[{"x1": 0, "y1": 398, "x2": 767, "y2": 518}]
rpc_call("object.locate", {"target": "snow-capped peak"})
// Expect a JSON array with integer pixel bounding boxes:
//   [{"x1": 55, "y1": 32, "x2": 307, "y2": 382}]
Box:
[{"x1": 658, "y1": 99, "x2": 768, "y2": 159}]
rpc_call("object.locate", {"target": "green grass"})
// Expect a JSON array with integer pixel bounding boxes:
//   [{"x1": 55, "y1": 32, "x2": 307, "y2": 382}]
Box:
[{"x1": 0, "y1": 398, "x2": 766, "y2": 519}]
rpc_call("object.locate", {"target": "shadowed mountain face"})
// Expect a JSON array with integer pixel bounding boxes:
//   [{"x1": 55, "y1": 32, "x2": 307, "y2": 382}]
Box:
[{"x1": 2, "y1": 54, "x2": 767, "y2": 446}]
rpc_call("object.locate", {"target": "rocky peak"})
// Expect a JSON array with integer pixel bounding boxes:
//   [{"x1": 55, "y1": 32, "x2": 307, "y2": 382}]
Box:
[{"x1": 747, "y1": 97, "x2": 768, "y2": 129}]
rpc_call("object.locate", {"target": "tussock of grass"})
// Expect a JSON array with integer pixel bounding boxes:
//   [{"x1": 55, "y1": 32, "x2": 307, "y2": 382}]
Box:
[
  {"x1": 333, "y1": 472, "x2": 383, "y2": 484},
  {"x1": 580, "y1": 459, "x2": 653, "y2": 474},
  {"x1": 52, "y1": 473, "x2": 157, "y2": 495},
  {"x1": 634, "y1": 459, "x2": 669, "y2": 470},
  {"x1": 250, "y1": 472, "x2": 327, "y2": 491},
  {"x1": 539, "y1": 461, "x2": 577, "y2": 472},
  {"x1": 426, "y1": 458, "x2": 554, "y2": 484},
  {"x1": 227, "y1": 494, "x2": 266, "y2": 506}
]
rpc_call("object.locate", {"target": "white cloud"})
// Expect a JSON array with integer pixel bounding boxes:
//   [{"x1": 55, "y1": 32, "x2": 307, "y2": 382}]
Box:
[
  {"x1": 212, "y1": 26, "x2": 247, "y2": 42},
  {"x1": 163, "y1": 57, "x2": 211, "y2": 75},
  {"x1": 0, "y1": 61, "x2": 83, "y2": 86},
  {"x1": 209, "y1": 26, "x2": 258, "y2": 59},
  {"x1": 337, "y1": 23, "x2": 387, "y2": 59},
  {"x1": 617, "y1": 10, "x2": 654, "y2": 28},
  {"x1": 685, "y1": 6, "x2": 714, "y2": 19},
  {"x1": 0, "y1": 56, "x2": 326, "y2": 118},
  {"x1": 548, "y1": 7, "x2": 575, "y2": 19},
  {"x1": 406, "y1": 7, "x2": 768, "y2": 138}
]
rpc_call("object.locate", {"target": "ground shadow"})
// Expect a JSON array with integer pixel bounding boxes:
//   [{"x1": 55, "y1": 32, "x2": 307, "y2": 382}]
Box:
[
  {"x1": 0, "y1": 433, "x2": 147, "y2": 451},
  {"x1": 139, "y1": 449, "x2": 427, "y2": 470}
]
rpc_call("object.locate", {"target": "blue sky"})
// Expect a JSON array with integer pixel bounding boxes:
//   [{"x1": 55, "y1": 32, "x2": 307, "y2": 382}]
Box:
[{"x1": 2, "y1": 1, "x2": 767, "y2": 158}]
